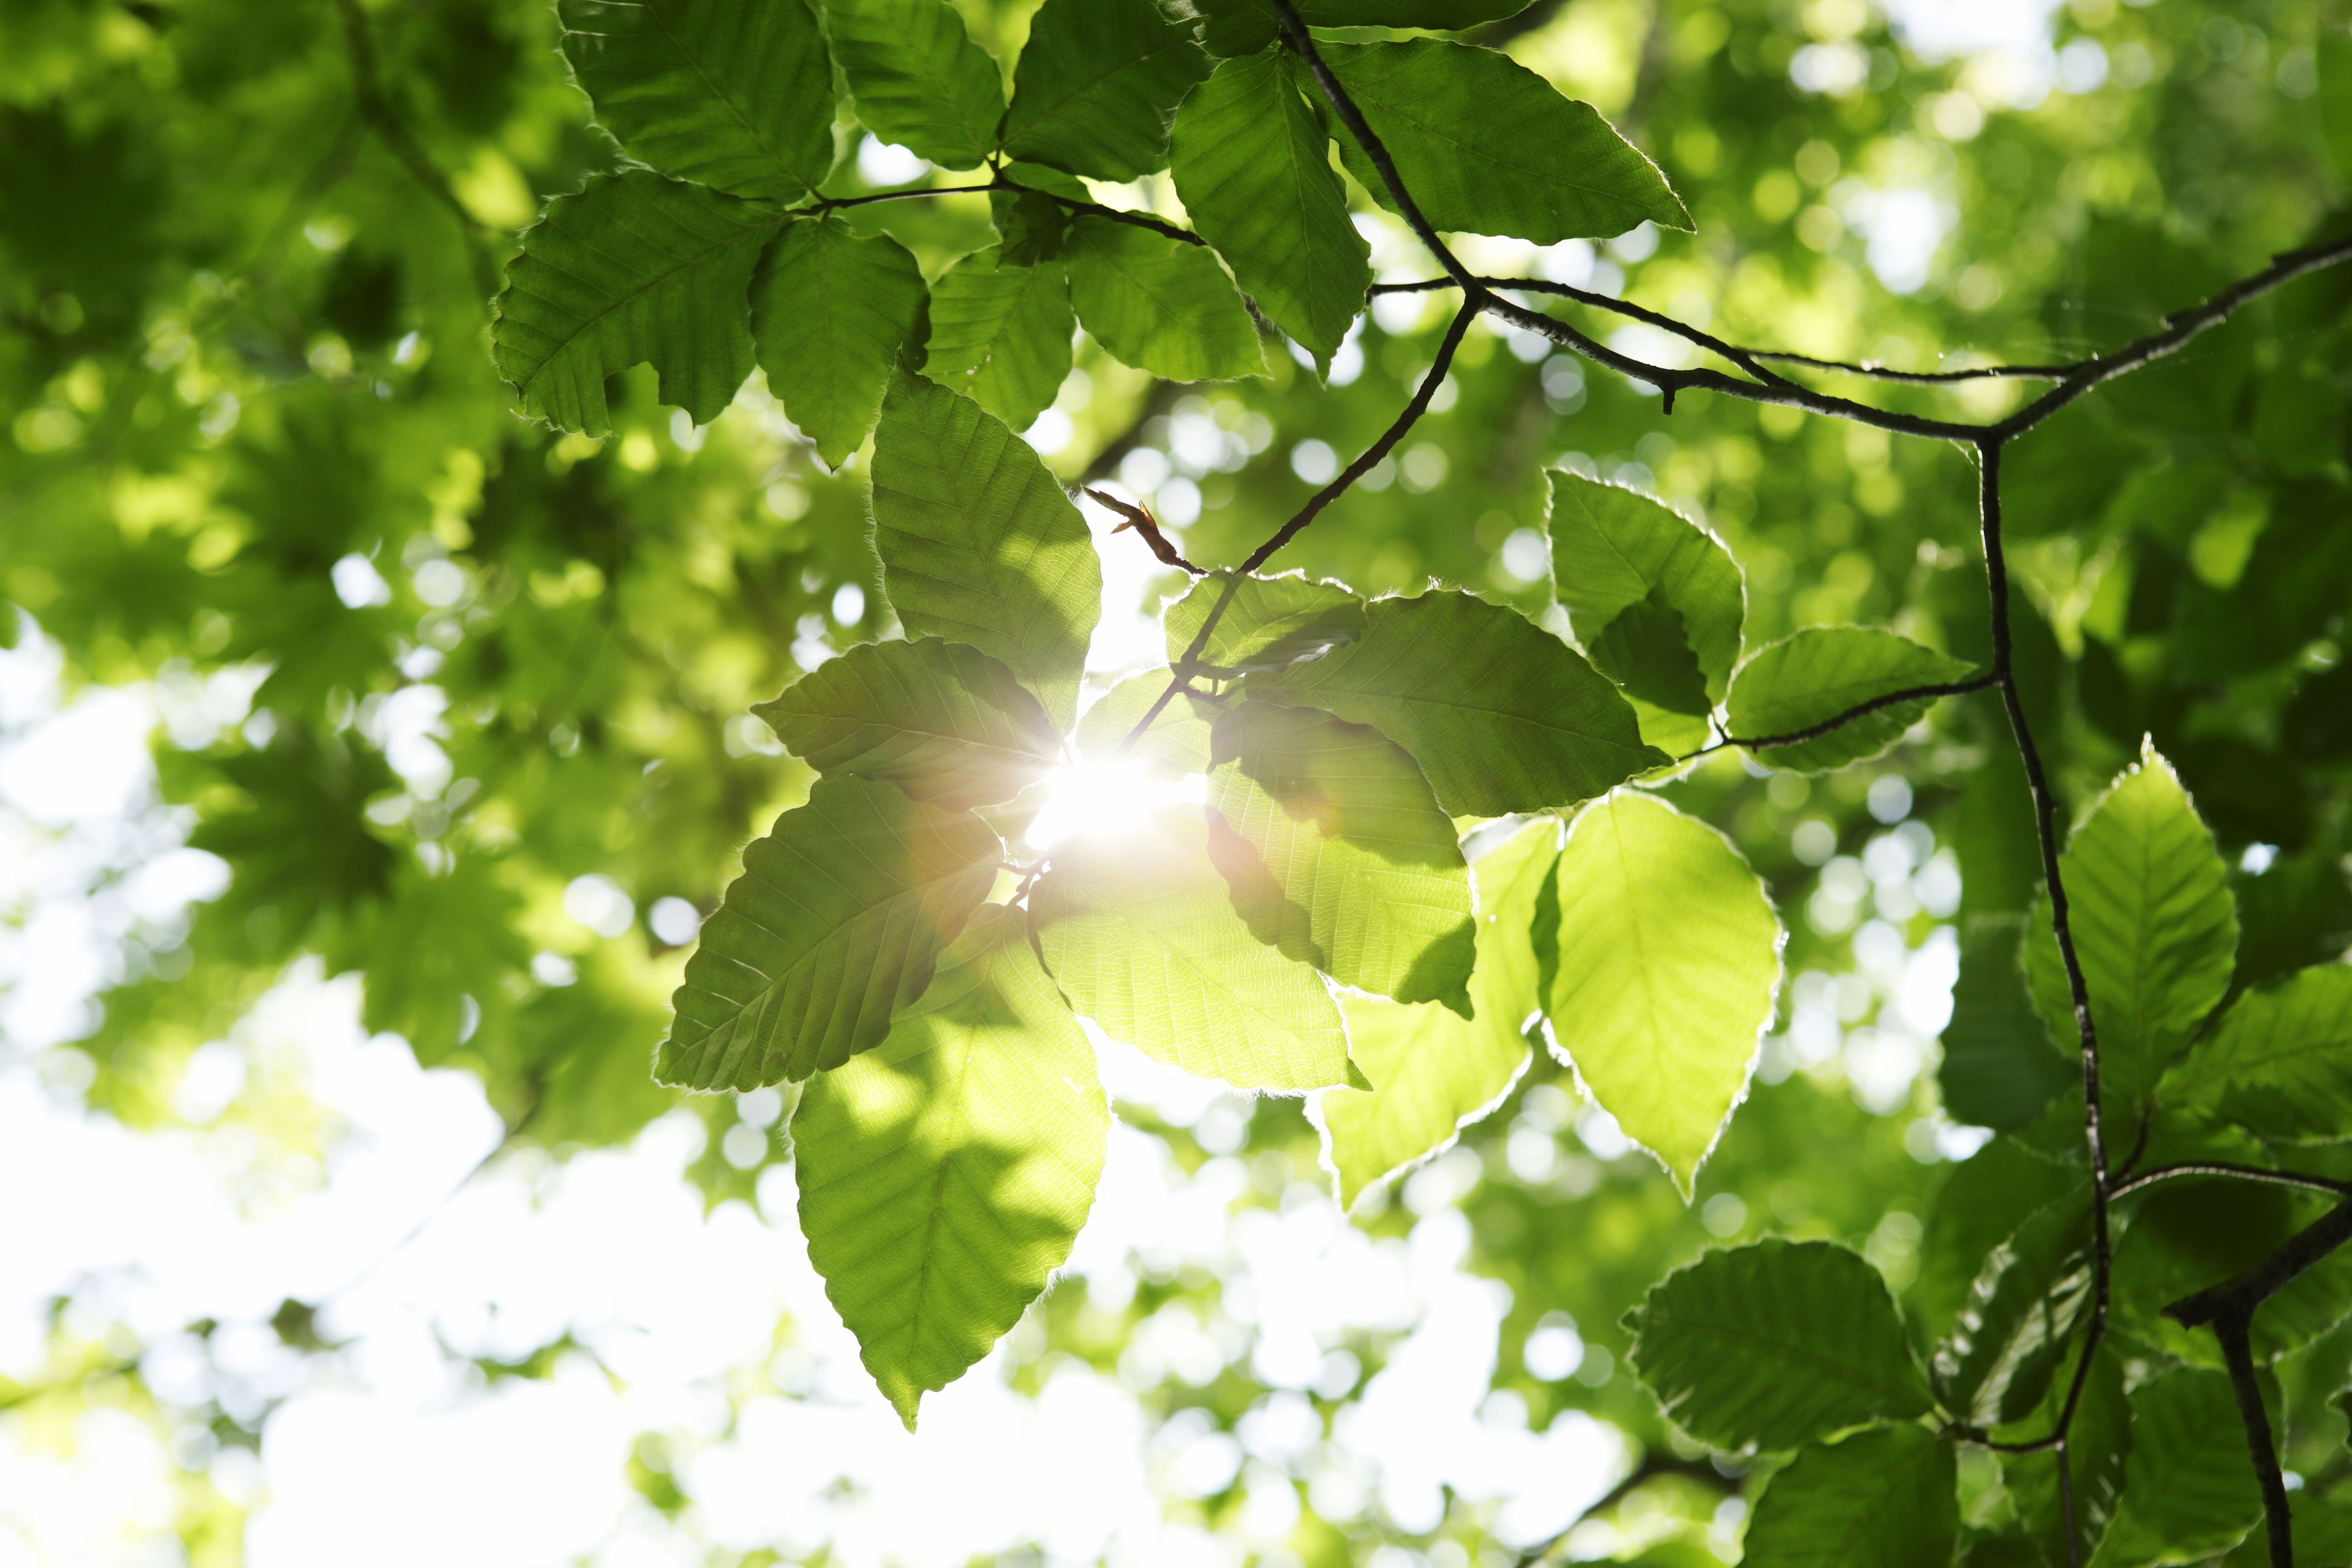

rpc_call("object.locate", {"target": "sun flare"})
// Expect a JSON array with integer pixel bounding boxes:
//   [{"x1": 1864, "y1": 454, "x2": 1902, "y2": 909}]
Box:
[{"x1": 1022, "y1": 760, "x2": 1205, "y2": 855}]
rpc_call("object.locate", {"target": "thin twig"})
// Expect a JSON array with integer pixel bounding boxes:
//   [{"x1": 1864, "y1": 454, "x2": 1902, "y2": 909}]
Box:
[
  {"x1": 2111, "y1": 1163, "x2": 2352, "y2": 1201},
  {"x1": 816, "y1": 176, "x2": 1205, "y2": 247},
  {"x1": 1685, "y1": 672, "x2": 1997, "y2": 760}
]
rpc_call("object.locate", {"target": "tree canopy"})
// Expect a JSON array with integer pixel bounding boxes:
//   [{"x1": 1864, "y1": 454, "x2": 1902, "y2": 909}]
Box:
[{"x1": 4, "y1": 0, "x2": 2352, "y2": 1563}]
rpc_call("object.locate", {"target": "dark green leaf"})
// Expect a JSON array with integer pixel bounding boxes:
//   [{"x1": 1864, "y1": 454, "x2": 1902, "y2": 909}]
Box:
[
  {"x1": 1001, "y1": 0, "x2": 1210, "y2": 181},
  {"x1": 1163, "y1": 569, "x2": 1365, "y2": 674},
  {"x1": 751, "y1": 636, "x2": 1061, "y2": 810},
  {"x1": 1246, "y1": 590, "x2": 1668, "y2": 816},
  {"x1": 922, "y1": 246, "x2": 1077, "y2": 433},
  {"x1": 1741, "y1": 1425, "x2": 1957, "y2": 1568},
  {"x1": 1318, "y1": 40, "x2": 1690, "y2": 241},
  {"x1": 1725, "y1": 626, "x2": 1977, "y2": 773},
  {"x1": 1940, "y1": 916, "x2": 2076, "y2": 1134},
  {"x1": 558, "y1": 0, "x2": 835, "y2": 199},
  {"x1": 1546, "y1": 469, "x2": 1744, "y2": 700},
  {"x1": 2091, "y1": 1368, "x2": 2266, "y2": 1567},
  {"x1": 1064, "y1": 216, "x2": 1264, "y2": 382},
  {"x1": 750, "y1": 215, "x2": 926, "y2": 468},
  {"x1": 656, "y1": 775, "x2": 1002, "y2": 1090},
  {"x1": 492, "y1": 170, "x2": 779, "y2": 436},
  {"x1": 824, "y1": 0, "x2": 1005, "y2": 171},
  {"x1": 1932, "y1": 1192, "x2": 2094, "y2": 1427},
  {"x1": 1171, "y1": 49, "x2": 1370, "y2": 367},
  {"x1": 2161, "y1": 965, "x2": 2352, "y2": 1144},
  {"x1": 1548, "y1": 793, "x2": 1783, "y2": 1194},
  {"x1": 1189, "y1": 0, "x2": 1537, "y2": 57},
  {"x1": 2004, "y1": 1340, "x2": 2131, "y2": 1568},
  {"x1": 1627, "y1": 1239, "x2": 1931, "y2": 1451},
  {"x1": 1205, "y1": 701, "x2": 1475, "y2": 1012},
  {"x1": 870, "y1": 367, "x2": 1101, "y2": 730},
  {"x1": 795, "y1": 906, "x2": 1106, "y2": 1429}
]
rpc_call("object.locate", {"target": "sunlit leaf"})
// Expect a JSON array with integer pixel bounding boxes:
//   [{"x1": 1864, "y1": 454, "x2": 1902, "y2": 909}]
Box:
[
  {"x1": 750, "y1": 215, "x2": 926, "y2": 468},
  {"x1": 1319, "y1": 817, "x2": 1555, "y2": 1207},
  {"x1": 1033, "y1": 806, "x2": 1359, "y2": 1092},
  {"x1": 1545, "y1": 469, "x2": 1744, "y2": 700},
  {"x1": 1064, "y1": 216, "x2": 1265, "y2": 382},
  {"x1": 558, "y1": 0, "x2": 835, "y2": 199},
  {"x1": 1205, "y1": 702, "x2": 1475, "y2": 1011},
  {"x1": 1247, "y1": 590, "x2": 1667, "y2": 816},
  {"x1": 491, "y1": 170, "x2": 779, "y2": 436},
  {"x1": 1001, "y1": 0, "x2": 1210, "y2": 181},
  {"x1": 1725, "y1": 625, "x2": 1976, "y2": 772},
  {"x1": 752, "y1": 637, "x2": 1062, "y2": 810},
  {"x1": 1318, "y1": 40, "x2": 1691, "y2": 241},
  {"x1": 1074, "y1": 669, "x2": 1218, "y2": 778},
  {"x1": 922, "y1": 246, "x2": 1077, "y2": 433},
  {"x1": 1741, "y1": 1426, "x2": 1957, "y2": 1568},
  {"x1": 1627, "y1": 1239, "x2": 1931, "y2": 1450},
  {"x1": 824, "y1": 0, "x2": 1004, "y2": 171},
  {"x1": 1545, "y1": 792, "x2": 1781, "y2": 1193},
  {"x1": 870, "y1": 367, "x2": 1101, "y2": 730},
  {"x1": 1163, "y1": 570, "x2": 1365, "y2": 675},
  {"x1": 1170, "y1": 48, "x2": 1369, "y2": 367},
  {"x1": 656, "y1": 775, "x2": 1001, "y2": 1090},
  {"x1": 796, "y1": 906, "x2": 1106, "y2": 1429}
]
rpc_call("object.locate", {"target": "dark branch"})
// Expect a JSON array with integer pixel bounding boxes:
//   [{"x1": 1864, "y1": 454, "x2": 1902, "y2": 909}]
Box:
[
  {"x1": 2211, "y1": 1314, "x2": 2296, "y2": 1568},
  {"x1": 2166, "y1": 1199, "x2": 2352, "y2": 1327},
  {"x1": 1688, "y1": 672, "x2": 1996, "y2": 760},
  {"x1": 2111, "y1": 1162, "x2": 2352, "y2": 1201}
]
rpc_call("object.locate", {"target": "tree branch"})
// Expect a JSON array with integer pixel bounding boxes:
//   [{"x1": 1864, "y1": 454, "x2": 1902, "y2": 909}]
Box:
[
  {"x1": 1686, "y1": 672, "x2": 1997, "y2": 760},
  {"x1": 2111, "y1": 1163, "x2": 2352, "y2": 1201},
  {"x1": 2210, "y1": 1313, "x2": 2296, "y2": 1568}
]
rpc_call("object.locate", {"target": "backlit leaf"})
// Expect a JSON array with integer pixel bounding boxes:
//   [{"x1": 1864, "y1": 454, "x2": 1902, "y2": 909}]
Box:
[
  {"x1": 1318, "y1": 40, "x2": 1690, "y2": 241},
  {"x1": 1163, "y1": 570, "x2": 1366, "y2": 675},
  {"x1": 492, "y1": 170, "x2": 779, "y2": 436},
  {"x1": 824, "y1": 0, "x2": 1004, "y2": 171},
  {"x1": 1545, "y1": 792, "x2": 1782, "y2": 1193},
  {"x1": 1725, "y1": 625, "x2": 1977, "y2": 773},
  {"x1": 1627, "y1": 1239, "x2": 1931, "y2": 1450},
  {"x1": 1033, "y1": 807, "x2": 1358, "y2": 1092},
  {"x1": 1742, "y1": 1426, "x2": 1957, "y2": 1568},
  {"x1": 1546, "y1": 469, "x2": 1744, "y2": 700},
  {"x1": 870, "y1": 367, "x2": 1100, "y2": 730},
  {"x1": 751, "y1": 636, "x2": 1061, "y2": 810},
  {"x1": 1074, "y1": 670, "x2": 1218, "y2": 779},
  {"x1": 2161, "y1": 963, "x2": 2352, "y2": 1144},
  {"x1": 1205, "y1": 702, "x2": 1475, "y2": 1011},
  {"x1": 1247, "y1": 590, "x2": 1668, "y2": 816},
  {"x1": 1171, "y1": 49, "x2": 1370, "y2": 367},
  {"x1": 656, "y1": 775, "x2": 1001, "y2": 1090},
  {"x1": 1001, "y1": 0, "x2": 1210, "y2": 181},
  {"x1": 558, "y1": 0, "x2": 835, "y2": 199},
  {"x1": 750, "y1": 215, "x2": 926, "y2": 468},
  {"x1": 795, "y1": 906, "x2": 1106, "y2": 1429},
  {"x1": 922, "y1": 246, "x2": 1077, "y2": 433},
  {"x1": 1064, "y1": 216, "x2": 1265, "y2": 382},
  {"x1": 1319, "y1": 817, "x2": 1555, "y2": 1207}
]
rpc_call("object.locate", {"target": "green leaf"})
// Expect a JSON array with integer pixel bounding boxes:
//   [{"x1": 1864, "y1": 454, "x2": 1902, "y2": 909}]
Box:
[
  {"x1": 2161, "y1": 964, "x2": 2352, "y2": 1144},
  {"x1": 1627, "y1": 1239, "x2": 1932, "y2": 1451},
  {"x1": 1725, "y1": 625, "x2": 1977, "y2": 773},
  {"x1": 2026, "y1": 743, "x2": 2237, "y2": 1142},
  {"x1": 1171, "y1": 49, "x2": 1370, "y2": 367},
  {"x1": 1912, "y1": 1138, "x2": 2080, "y2": 1347},
  {"x1": 1940, "y1": 916, "x2": 2076, "y2": 1134},
  {"x1": 1586, "y1": 591, "x2": 1713, "y2": 756},
  {"x1": 1064, "y1": 216, "x2": 1265, "y2": 382},
  {"x1": 1741, "y1": 1426, "x2": 1958, "y2": 1568},
  {"x1": 1205, "y1": 702, "x2": 1475, "y2": 1011},
  {"x1": 1246, "y1": 590, "x2": 1668, "y2": 816},
  {"x1": 794, "y1": 906, "x2": 1106, "y2": 1430},
  {"x1": 1545, "y1": 792, "x2": 1782, "y2": 1194},
  {"x1": 1033, "y1": 806, "x2": 1359, "y2": 1091},
  {"x1": 1163, "y1": 569, "x2": 1365, "y2": 675},
  {"x1": 1319, "y1": 816, "x2": 1556, "y2": 1208},
  {"x1": 1317, "y1": 40, "x2": 1690, "y2": 241},
  {"x1": 1545, "y1": 469, "x2": 1744, "y2": 700},
  {"x1": 1190, "y1": 0, "x2": 1537, "y2": 57},
  {"x1": 656, "y1": 775, "x2": 1002, "y2": 1090},
  {"x1": 2004, "y1": 1341, "x2": 2131, "y2": 1568},
  {"x1": 1931, "y1": 1191, "x2": 2094, "y2": 1427},
  {"x1": 921, "y1": 246, "x2": 1077, "y2": 434},
  {"x1": 750, "y1": 637, "x2": 1062, "y2": 810},
  {"x1": 750, "y1": 215, "x2": 926, "y2": 468},
  {"x1": 2089, "y1": 1369, "x2": 2266, "y2": 1568},
  {"x1": 823, "y1": 0, "x2": 1004, "y2": 171},
  {"x1": 870, "y1": 367, "x2": 1101, "y2": 730},
  {"x1": 557, "y1": 0, "x2": 835, "y2": 200},
  {"x1": 1001, "y1": 0, "x2": 1211, "y2": 181},
  {"x1": 2108, "y1": 1163, "x2": 2352, "y2": 1367},
  {"x1": 1074, "y1": 669, "x2": 1217, "y2": 778},
  {"x1": 491, "y1": 170, "x2": 780, "y2": 436}
]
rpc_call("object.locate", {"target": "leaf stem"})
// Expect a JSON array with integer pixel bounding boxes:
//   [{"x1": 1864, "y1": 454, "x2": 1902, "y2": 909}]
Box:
[{"x1": 2110, "y1": 1163, "x2": 2352, "y2": 1200}]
